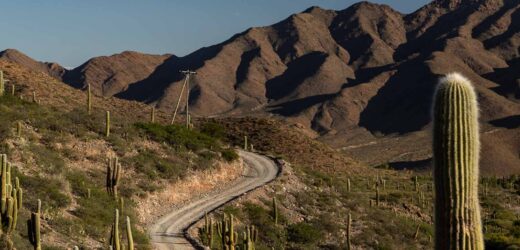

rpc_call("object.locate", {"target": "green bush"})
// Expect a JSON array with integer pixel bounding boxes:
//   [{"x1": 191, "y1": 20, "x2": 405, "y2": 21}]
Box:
[
  {"x1": 135, "y1": 123, "x2": 220, "y2": 151},
  {"x1": 128, "y1": 150, "x2": 188, "y2": 180},
  {"x1": 287, "y1": 222, "x2": 322, "y2": 244},
  {"x1": 199, "y1": 121, "x2": 226, "y2": 140},
  {"x1": 221, "y1": 148, "x2": 239, "y2": 162}
]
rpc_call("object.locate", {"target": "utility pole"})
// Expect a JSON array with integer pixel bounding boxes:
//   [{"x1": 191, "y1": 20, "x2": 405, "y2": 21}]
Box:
[{"x1": 171, "y1": 70, "x2": 197, "y2": 128}]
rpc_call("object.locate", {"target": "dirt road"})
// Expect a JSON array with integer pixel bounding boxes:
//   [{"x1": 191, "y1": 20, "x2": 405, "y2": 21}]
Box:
[{"x1": 149, "y1": 150, "x2": 280, "y2": 250}]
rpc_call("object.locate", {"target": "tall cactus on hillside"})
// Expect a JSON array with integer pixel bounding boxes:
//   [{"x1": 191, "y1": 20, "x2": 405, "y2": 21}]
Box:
[
  {"x1": 105, "y1": 111, "x2": 111, "y2": 137},
  {"x1": 126, "y1": 216, "x2": 134, "y2": 250},
  {"x1": 27, "y1": 199, "x2": 41, "y2": 250},
  {"x1": 217, "y1": 214, "x2": 237, "y2": 250},
  {"x1": 0, "y1": 154, "x2": 21, "y2": 235},
  {"x1": 0, "y1": 70, "x2": 5, "y2": 96},
  {"x1": 87, "y1": 84, "x2": 92, "y2": 114},
  {"x1": 106, "y1": 157, "x2": 121, "y2": 198},
  {"x1": 272, "y1": 197, "x2": 279, "y2": 225},
  {"x1": 150, "y1": 107, "x2": 155, "y2": 123},
  {"x1": 432, "y1": 73, "x2": 483, "y2": 249},
  {"x1": 109, "y1": 209, "x2": 121, "y2": 250}
]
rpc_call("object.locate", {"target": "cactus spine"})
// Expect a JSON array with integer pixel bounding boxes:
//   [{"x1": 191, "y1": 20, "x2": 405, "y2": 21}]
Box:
[
  {"x1": 432, "y1": 73, "x2": 483, "y2": 249},
  {"x1": 126, "y1": 216, "x2": 134, "y2": 250},
  {"x1": 87, "y1": 84, "x2": 92, "y2": 114},
  {"x1": 27, "y1": 199, "x2": 41, "y2": 250},
  {"x1": 106, "y1": 157, "x2": 121, "y2": 198},
  {"x1": 105, "y1": 111, "x2": 111, "y2": 137}
]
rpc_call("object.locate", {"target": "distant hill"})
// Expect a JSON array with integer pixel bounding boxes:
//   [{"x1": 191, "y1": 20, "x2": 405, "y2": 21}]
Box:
[{"x1": 1, "y1": 0, "x2": 519, "y2": 175}]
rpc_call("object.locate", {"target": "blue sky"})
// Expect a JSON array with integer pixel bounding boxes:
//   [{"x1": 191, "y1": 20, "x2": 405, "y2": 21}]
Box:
[{"x1": 0, "y1": 0, "x2": 430, "y2": 67}]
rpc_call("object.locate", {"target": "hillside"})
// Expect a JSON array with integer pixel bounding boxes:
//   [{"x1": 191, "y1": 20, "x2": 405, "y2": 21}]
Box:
[
  {"x1": 0, "y1": 60, "x2": 247, "y2": 249},
  {"x1": 2, "y1": 0, "x2": 518, "y2": 176}
]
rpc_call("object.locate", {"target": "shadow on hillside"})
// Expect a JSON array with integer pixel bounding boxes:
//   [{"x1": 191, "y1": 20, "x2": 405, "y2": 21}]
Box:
[
  {"x1": 389, "y1": 158, "x2": 431, "y2": 170},
  {"x1": 490, "y1": 115, "x2": 520, "y2": 129},
  {"x1": 116, "y1": 44, "x2": 224, "y2": 103},
  {"x1": 484, "y1": 57, "x2": 520, "y2": 100},
  {"x1": 358, "y1": 58, "x2": 438, "y2": 134},
  {"x1": 268, "y1": 94, "x2": 335, "y2": 116},
  {"x1": 265, "y1": 52, "x2": 327, "y2": 100}
]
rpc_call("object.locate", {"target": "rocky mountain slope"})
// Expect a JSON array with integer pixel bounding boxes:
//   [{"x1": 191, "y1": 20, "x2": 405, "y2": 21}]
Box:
[{"x1": 1, "y1": 0, "x2": 519, "y2": 175}]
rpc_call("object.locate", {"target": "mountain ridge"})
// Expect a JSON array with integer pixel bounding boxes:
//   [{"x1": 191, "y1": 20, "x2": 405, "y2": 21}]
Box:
[{"x1": 1, "y1": 0, "x2": 519, "y2": 175}]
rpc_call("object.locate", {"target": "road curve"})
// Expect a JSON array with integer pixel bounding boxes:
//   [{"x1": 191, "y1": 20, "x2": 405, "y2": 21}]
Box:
[{"x1": 149, "y1": 150, "x2": 280, "y2": 250}]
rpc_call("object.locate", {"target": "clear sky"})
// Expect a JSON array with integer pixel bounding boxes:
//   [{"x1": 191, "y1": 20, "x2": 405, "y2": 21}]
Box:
[{"x1": 0, "y1": 0, "x2": 431, "y2": 67}]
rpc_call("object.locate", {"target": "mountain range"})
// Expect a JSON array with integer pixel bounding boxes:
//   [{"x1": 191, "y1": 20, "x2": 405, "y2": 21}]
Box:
[{"x1": 1, "y1": 0, "x2": 519, "y2": 175}]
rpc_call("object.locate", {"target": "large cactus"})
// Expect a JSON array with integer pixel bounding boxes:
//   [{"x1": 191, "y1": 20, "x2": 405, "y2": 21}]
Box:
[
  {"x1": 27, "y1": 199, "x2": 41, "y2": 250},
  {"x1": 200, "y1": 213, "x2": 214, "y2": 248},
  {"x1": 217, "y1": 214, "x2": 237, "y2": 250},
  {"x1": 109, "y1": 209, "x2": 121, "y2": 250},
  {"x1": 126, "y1": 216, "x2": 134, "y2": 250},
  {"x1": 242, "y1": 225, "x2": 257, "y2": 250},
  {"x1": 0, "y1": 155, "x2": 20, "y2": 235},
  {"x1": 106, "y1": 157, "x2": 121, "y2": 198},
  {"x1": 432, "y1": 73, "x2": 483, "y2": 249}
]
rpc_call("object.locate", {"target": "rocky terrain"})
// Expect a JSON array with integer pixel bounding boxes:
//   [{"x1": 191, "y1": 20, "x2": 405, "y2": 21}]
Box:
[{"x1": 1, "y1": 0, "x2": 518, "y2": 176}]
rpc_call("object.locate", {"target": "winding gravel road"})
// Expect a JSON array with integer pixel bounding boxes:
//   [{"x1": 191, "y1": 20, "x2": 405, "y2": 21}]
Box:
[{"x1": 149, "y1": 150, "x2": 280, "y2": 250}]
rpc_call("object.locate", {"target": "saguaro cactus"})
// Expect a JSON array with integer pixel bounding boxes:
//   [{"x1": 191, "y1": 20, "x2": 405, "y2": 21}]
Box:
[
  {"x1": 27, "y1": 199, "x2": 41, "y2": 250},
  {"x1": 200, "y1": 213, "x2": 214, "y2": 248},
  {"x1": 126, "y1": 216, "x2": 134, "y2": 250},
  {"x1": 105, "y1": 111, "x2": 111, "y2": 137},
  {"x1": 0, "y1": 70, "x2": 5, "y2": 96},
  {"x1": 432, "y1": 73, "x2": 483, "y2": 249},
  {"x1": 106, "y1": 157, "x2": 121, "y2": 198},
  {"x1": 242, "y1": 225, "x2": 258, "y2": 250},
  {"x1": 150, "y1": 107, "x2": 155, "y2": 123},
  {"x1": 346, "y1": 212, "x2": 352, "y2": 250},
  {"x1": 109, "y1": 209, "x2": 121, "y2": 250},
  {"x1": 272, "y1": 197, "x2": 279, "y2": 224},
  {"x1": 217, "y1": 214, "x2": 237, "y2": 250},
  {"x1": 87, "y1": 84, "x2": 92, "y2": 114},
  {"x1": 1, "y1": 155, "x2": 20, "y2": 235}
]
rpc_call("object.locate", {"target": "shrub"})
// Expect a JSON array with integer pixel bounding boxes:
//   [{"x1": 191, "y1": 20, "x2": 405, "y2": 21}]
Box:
[
  {"x1": 287, "y1": 222, "x2": 322, "y2": 244},
  {"x1": 221, "y1": 149, "x2": 239, "y2": 162},
  {"x1": 135, "y1": 123, "x2": 219, "y2": 151}
]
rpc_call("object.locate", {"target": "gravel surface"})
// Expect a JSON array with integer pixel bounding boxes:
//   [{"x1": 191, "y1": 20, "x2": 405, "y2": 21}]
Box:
[{"x1": 149, "y1": 150, "x2": 279, "y2": 250}]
